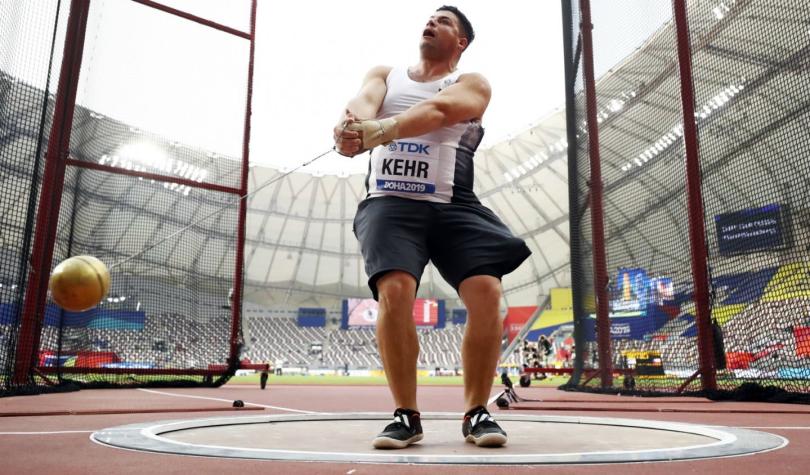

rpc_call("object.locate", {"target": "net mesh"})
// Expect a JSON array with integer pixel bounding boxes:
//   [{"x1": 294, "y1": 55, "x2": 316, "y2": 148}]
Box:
[
  {"x1": 565, "y1": 0, "x2": 810, "y2": 398},
  {"x1": 0, "y1": 0, "x2": 66, "y2": 396},
  {"x1": 690, "y1": 0, "x2": 810, "y2": 393},
  {"x1": 1, "y1": 0, "x2": 253, "y2": 395},
  {"x1": 593, "y1": 0, "x2": 698, "y2": 393},
  {"x1": 567, "y1": 0, "x2": 700, "y2": 392},
  {"x1": 563, "y1": 0, "x2": 597, "y2": 386},
  {"x1": 43, "y1": 165, "x2": 240, "y2": 387}
]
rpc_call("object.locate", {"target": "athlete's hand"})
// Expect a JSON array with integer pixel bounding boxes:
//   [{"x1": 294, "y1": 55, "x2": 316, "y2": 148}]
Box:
[
  {"x1": 345, "y1": 118, "x2": 399, "y2": 150},
  {"x1": 333, "y1": 110, "x2": 363, "y2": 157}
]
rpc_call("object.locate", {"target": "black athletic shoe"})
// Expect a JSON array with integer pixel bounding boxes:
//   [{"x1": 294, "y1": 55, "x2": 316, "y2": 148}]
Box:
[
  {"x1": 372, "y1": 408, "x2": 424, "y2": 449},
  {"x1": 462, "y1": 406, "x2": 507, "y2": 447}
]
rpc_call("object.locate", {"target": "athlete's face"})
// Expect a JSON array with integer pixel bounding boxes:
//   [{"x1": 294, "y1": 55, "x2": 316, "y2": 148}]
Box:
[{"x1": 420, "y1": 11, "x2": 467, "y2": 59}]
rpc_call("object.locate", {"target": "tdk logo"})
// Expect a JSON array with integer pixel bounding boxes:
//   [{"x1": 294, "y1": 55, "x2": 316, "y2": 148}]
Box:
[{"x1": 390, "y1": 141, "x2": 430, "y2": 155}]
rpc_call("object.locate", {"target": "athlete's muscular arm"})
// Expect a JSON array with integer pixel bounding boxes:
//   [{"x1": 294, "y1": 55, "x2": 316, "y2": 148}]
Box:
[
  {"x1": 346, "y1": 72, "x2": 491, "y2": 151},
  {"x1": 333, "y1": 65, "x2": 392, "y2": 156},
  {"x1": 395, "y1": 72, "x2": 490, "y2": 138},
  {"x1": 345, "y1": 65, "x2": 391, "y2": 119}
]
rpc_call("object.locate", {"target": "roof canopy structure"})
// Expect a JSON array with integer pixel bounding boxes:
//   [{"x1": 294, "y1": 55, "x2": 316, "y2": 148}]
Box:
[{"x1": 4, "y1": 1, "x2": 803, "y2": 311}]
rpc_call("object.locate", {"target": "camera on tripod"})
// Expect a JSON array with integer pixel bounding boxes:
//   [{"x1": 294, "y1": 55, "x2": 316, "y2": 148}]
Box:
[{"x1": 496, "y1": 371, "x2": 540, "y2": 409}]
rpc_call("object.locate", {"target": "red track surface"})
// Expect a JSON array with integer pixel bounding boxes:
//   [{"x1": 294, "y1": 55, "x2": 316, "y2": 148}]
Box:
[{"x1": 0, "y1": 385, "x2": 808, "y2": 474}]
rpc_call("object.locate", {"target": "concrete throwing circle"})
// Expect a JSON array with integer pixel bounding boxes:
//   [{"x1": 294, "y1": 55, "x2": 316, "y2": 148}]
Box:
[{"x1": 92, "y1": 412, "x2": 787, "y2": 464}]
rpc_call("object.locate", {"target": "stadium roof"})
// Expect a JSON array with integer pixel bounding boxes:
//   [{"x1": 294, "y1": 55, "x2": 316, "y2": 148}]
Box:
[{"x1": 4, "y1": 1, "x2": 803, "y2": 310}]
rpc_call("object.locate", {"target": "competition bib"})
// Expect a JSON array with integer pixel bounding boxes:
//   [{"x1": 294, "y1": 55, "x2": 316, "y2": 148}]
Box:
[{"x1": 374, "y1": 140, "x2": 437, "y2": 195}]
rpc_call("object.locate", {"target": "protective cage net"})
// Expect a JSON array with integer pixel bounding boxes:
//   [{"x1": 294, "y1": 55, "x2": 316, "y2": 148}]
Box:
[
  {"x1": 564, "y1": 0, "x2": 810, "y2": 400},
  {"x1": 690, "y1": 0, "x2": 810, "y2": 394},
  {"x1": 562, "y1": 0, "x2": 598, "y2": 387},
  {"x1": 0, "y1": 1, "x2": 67, "y2": 396},
  {"x1": 1, "y1": 0, "x2": 253, "y2": 395},
  {"x1": 41, "y1": 165, "x2": 240, "y2": 388}
]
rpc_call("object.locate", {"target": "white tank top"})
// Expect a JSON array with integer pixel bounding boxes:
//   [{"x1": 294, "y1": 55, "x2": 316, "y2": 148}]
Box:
[{"x1": 365, "y1": 67, "x2": 485, "y2": 204}]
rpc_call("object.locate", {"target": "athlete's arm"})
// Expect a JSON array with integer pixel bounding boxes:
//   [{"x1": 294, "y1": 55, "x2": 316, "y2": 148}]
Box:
[
  {"x1": 333, "y1": 66, "x2": 391, "y2": 156},
  {"x1": 394, "y1": 72, "x2": 490, "y2": 137},
  {"x1": 345, "y1": 65, "x2": 391, "y2": 119},
  {"x1": 346, "y1": 72, "x2": 491, "y2": 151}
]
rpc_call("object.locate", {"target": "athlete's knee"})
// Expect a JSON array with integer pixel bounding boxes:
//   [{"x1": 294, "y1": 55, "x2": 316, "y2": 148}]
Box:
[
  {"x1": 377, "y1": 271, "x2": 417, "y2": 306},
  {"x1": 460, "y1": 275, "x2": 502, "y2": 304}
]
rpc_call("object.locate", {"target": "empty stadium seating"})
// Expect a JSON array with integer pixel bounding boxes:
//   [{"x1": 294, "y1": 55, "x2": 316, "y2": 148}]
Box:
[{"x1": 242, "y1": 316, "x2": 467, "y2": 371}]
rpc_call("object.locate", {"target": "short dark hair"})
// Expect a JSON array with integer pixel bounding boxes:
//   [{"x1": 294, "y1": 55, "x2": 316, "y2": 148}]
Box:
[{"x1": 437, "y1": 5, "x2": 474, "y2": 49}]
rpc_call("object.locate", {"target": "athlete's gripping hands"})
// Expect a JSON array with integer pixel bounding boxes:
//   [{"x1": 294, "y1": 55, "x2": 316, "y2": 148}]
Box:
[
  {"x1": 333, "y1": 65, "x2": 391, "y2": 157},
  {"x1": 346, "y1": 118, "x2": 400, "y2": 150},
  {"x1": 333, "y1": 65, "x2": 490, "y2": 157}
]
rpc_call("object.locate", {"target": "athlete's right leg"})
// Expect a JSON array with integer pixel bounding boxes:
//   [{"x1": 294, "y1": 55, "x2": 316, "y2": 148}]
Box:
[
  {"x1": 353, "y1": 197, "x2": 431, "y2": 448},
  {"x1": 371, "y1": 270, "x2": 424, "y2": 449},
  {"x1": 376, "y1": 270, "x2": 419, "y2": 411}
]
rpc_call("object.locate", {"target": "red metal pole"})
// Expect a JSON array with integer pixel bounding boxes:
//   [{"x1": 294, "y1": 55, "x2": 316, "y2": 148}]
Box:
[
  {"x1": 37, "y1": 363, "x2": 269, "y2": 375},
  {"x1": 12, "y1": 0, "x2": 92, "y2": 384},
  {"x1": 578, "y1": 0, "x2": 613, "y2": 388},
  {"x1": 130, "y1": 0, "x2": 251, "y2": 39},
  {"x1": 227, "y1": 0, "x2": 257, "y2": 368},
  {"x1": 671, "y1": 0, "x2": 717, "y2": 392},
  {"x1": 66, "y1": 158, "x2": 242, "y2": 195},
  {"x1": 37, "y1": 367, "x2": 222, "y2": 376}
]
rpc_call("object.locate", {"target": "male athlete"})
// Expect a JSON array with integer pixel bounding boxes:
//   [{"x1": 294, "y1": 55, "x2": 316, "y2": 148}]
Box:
[{"x1": 334, "y1": 6, "x2": 531, "y2": 449}]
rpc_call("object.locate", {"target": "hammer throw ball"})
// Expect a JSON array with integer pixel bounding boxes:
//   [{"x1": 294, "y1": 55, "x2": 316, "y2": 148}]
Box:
[{"x1": 49, "y1": 255, "x2": 111, "y2": 312}]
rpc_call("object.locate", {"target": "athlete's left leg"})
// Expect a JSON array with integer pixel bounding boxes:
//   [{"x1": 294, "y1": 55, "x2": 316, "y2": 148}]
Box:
[{"x1": 458, "y1": 274, "x2": 503, "y2": 411}]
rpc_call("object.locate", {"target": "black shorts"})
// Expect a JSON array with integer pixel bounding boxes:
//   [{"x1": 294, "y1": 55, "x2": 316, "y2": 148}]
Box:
[{"x1": 353, "y1": 196, "x2": 532, "y2": 300}]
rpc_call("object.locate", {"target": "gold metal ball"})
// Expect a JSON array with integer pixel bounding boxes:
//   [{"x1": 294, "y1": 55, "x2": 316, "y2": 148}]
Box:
[{"x1": 48, "y1": 255, "x2": 110, "y2": 312}]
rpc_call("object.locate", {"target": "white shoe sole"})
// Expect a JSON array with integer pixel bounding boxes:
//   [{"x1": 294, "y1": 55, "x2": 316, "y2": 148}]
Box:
[
  {"x1": 465, "y1": 432, "x2": 508, "y2": 447},
  {"x1": 372, "y1": 433, "x2": 424, "y2": 449}
]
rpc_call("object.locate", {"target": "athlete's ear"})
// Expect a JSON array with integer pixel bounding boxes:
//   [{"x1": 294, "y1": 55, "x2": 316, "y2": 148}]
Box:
[{"x1": 458, "y1": 37, "x2": 468, "y2": 52}]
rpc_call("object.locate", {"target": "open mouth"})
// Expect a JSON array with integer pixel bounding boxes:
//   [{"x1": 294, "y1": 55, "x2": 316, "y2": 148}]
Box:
[{"x1": 422, "y1": 29, "x2": 435, "y2": 38}]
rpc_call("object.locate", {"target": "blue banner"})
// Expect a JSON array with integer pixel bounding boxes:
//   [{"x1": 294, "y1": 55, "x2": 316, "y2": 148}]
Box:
[
  {"x1": 452, "y1": 308, "x2": 467, "y2": 325},
  {"x1": 583, "y1": 304, "x2": 671, "y2": 341},
  {"x1": 715, "y1": 204, "x2": 788, "y2": 256},
  {"x1": 297, "y1": 307, "x2": 326, "y2": 327},
  {"x1": 42, "y1": 305, "x2": 145, "y2": 329}
]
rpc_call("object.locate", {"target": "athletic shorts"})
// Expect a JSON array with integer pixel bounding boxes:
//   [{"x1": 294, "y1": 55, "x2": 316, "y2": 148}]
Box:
[{"x1": 352, "y1": 196, "x2": 532, "y2": 300}]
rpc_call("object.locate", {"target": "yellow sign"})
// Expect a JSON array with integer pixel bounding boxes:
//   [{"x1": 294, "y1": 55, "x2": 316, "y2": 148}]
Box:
[
  {"x1": 761, "y1": 262, "x2": 810, "y2": 301},
  {"x1": 550, "y1": 288, "x2": 573, "y2": 310},
  {"x1": 622, "y1": 350, "x2": 661, "y2": 360}
]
